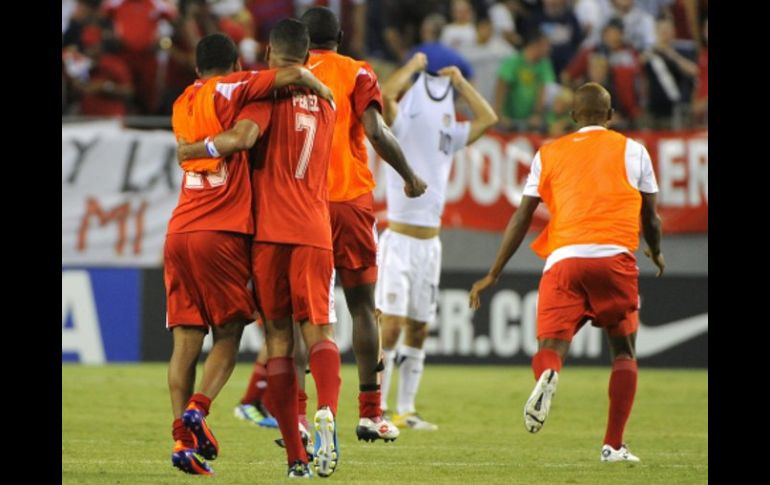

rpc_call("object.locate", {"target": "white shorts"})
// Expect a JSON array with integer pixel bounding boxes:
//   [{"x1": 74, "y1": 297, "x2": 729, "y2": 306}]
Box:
[{"x1": 375, "y1": 229, "x2": 442, "y2": 323}]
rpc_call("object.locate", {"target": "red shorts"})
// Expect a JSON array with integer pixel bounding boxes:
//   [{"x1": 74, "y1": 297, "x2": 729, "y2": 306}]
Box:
[
  {"x1": 537, "y1": 253, "x2": 639, "y2": 341},
  {"x1": 251, "y1": 242, "x2": 336, "y2": 324},
  {"x1": 330, "y1": 192, "x2": 379, "y2": 287},
  {"x1": 164, "y1": 231, "x2": 256, "y2": 330}
]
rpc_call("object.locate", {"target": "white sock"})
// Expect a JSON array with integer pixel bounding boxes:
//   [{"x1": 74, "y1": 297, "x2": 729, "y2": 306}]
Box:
[
  {"x1": 380, "y1": 349, "x2": 395, "y2": 412},
  {"x1": 396, "y1": 345, "x2": 425, "y2": 415}
]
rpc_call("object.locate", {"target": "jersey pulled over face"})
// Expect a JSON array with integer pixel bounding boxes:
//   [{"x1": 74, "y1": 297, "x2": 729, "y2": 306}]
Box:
[
  {"x1": 250, "y1": 87, "x2": 337, "y2": 249},
  {"x1": 385, "y1": 72, "x2": 470, "y2": 228}
]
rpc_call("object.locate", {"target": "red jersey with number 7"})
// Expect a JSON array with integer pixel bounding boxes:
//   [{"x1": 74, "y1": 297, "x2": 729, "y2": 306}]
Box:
[{"x1": 251, "y1": 86, "x2": 336, "y2": 250}]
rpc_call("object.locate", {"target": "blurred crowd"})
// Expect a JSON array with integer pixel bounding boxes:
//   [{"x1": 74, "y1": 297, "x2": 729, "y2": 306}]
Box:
[{"x1": 62, "y1": 0, "x2": 707, "y2": 133}]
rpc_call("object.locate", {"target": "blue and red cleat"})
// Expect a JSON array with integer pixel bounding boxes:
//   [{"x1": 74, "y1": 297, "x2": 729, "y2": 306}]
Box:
[
  {"x1": 183, "y1": 406, "x2": 220, "y2": 461},
  {"x1": 171, "y1": 441, "x2": 214, "y2": 476}
]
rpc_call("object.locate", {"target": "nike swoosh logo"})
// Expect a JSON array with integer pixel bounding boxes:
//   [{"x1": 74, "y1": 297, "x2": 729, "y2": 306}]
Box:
[
  {"x1": 636, "y1": 313, "x2": 708, "y2": 358},
  {"x1": 308, "y1": 61, "x2": 323, "y2": 70},
  {"x1": 573, "y1": 137, "x2": 589, "y2": 142}
]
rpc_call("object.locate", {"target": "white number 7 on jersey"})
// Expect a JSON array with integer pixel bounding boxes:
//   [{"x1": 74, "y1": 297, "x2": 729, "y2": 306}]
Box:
[{"x1": 295, "y1": 113, "x2": 317, "y2": 179}]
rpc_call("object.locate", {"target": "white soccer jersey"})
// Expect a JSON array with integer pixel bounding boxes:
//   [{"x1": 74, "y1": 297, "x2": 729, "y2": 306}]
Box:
[{"x1": 385, "y1": 72, "x2": 471, "y2": 228}]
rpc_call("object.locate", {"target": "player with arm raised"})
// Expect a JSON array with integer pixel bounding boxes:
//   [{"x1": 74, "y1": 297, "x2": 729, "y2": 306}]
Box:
[{"x1": 376, "y1": 53, "x2": 498, "y2": 430}]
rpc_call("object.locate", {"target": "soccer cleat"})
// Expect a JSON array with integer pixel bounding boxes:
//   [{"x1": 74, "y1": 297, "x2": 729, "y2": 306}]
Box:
[
  {"x1": 287, "y1": 460, "x2": 312, "y2": 478},
  {"x1": 601, "y1": 444, "x2": 641, "y2": 462},
  {"x1": 171, "y1": 441, "x2": 215, "y2": 476},
  {"x1": 356, "y1": 416, "x2": 400, "y2": 442},
  {"x1": 274, "y1": 422, "x2": 315, "y2": 460},
  {"x1": 393, "y1": 412, "x2": 438, "y2": 431},
  {"x1": 234, "y1": 403, "x2": 278, "y2": 428},
  {"x1": 312, "y1": 408, "x2": 339, "y2": 477},
  {"x1": 182, "y1": 407, "x2": 220, "y2": 460},
  {"x1": 524, "y1": 369, "x2": 559, "y2": 433}
]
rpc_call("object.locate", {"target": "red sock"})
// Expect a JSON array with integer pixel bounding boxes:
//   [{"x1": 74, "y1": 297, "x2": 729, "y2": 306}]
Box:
[
  {"x1": 267, "y1": 357, "x2": 306, "y2": 464},
  {"x1": 172, "y1": 418, "x2": 195, "y2": 448},
  {"x1": 603, "y1": 357, "x2": 638, "y2": 449},
  {"x1": 187, "y1": 393, "x2": 212, "y2": 416},
  {"x1": 358, "y1": 391, "x2": 382, "y2": 419},
  {"x1": 297, "y1": 388, "x2": 308, "y2": 419},
  {"x1": 532, "y1": 348, "x2": 563, "y2": 380},
  {"x1": 241, "y1": 362, "x2": 268, "y2": 405},
  {"x1": 309, "y1": 340, "x2": 341, "y2": 416}
]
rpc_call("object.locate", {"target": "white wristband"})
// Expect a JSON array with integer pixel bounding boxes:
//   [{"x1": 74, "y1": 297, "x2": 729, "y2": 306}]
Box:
[{"x1": 204, "y1": 137, "x2": 221, "y2": 158}]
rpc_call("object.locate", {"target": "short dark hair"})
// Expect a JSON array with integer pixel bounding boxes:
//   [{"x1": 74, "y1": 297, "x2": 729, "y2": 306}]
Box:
[
  {"x1": 300, "y1": 6, "x2": 341, "y2": 46},
  {"x1": 269, "y1": 18, "x2": 310, "y2": 59},
  {"x1": 604, "y1": 17, "x2": 624, "y2": 33},
  {"x1": 524, "y1": 29, "x2": 547, "y2": 46},
  {"x1": 196, "y1": 33, "x2": 238, "y2": 73}
]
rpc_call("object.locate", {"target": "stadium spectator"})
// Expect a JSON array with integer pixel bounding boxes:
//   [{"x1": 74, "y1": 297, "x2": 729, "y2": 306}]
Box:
[
  {"x1": 378, "y1": 59, "x2": 497, "y2": 432},
  {"x1": 246, "y1": 0, "x2": 294, "y2": 49},
  {"x1": 74, "y1": 25, "x2": 134, "y2": 117},
  {"x1": 530, "y1": 0, "x2": 583, "y2": 76},
  {"x1": 574, "y1": 0, "x2": 603, "y2": 47},
  {"x1": 607, "y1": 0, "x2": 656, "y2": 51},
  {"x1": 691, "y1": 16, "x2": 706, "y2": 126},
  {"x1": 440, "y1": 0, "x2": 478, "y2": 51},
  {"x1": 382, "y1": 0, "x2": 446, "y2": 62},
  {"x1": 546, "y1": 85, "x2": 576, "y2": 136},
  {"x1": 102, "y1": 0, "x2": 178, "y2": 114},
  {"x1": 62, "y1": 0, "x2": 103, "y2": 50},
  {"x1": 495, "y1": 31, "x2": 555, "y2": 131},
  {"x1": 158, "y1": 0, "x2": 219, "y2": 115},
  {"x1": 487, "y1": 0, "x2": 523, "y2": 48},
  {"x1": 641, "y1": 14, "x2": 698, "y2": 128},
  {"x1": 458, "y1": 17, "x2": 516, "y2": 105},
  {"x1": 407, "y1": 13, "x2": 474, "y2": 79},
  {"x1": 470, "y1": 81, "x2": 664, "y2": 464},
  {"x1": 563, "y1": 18, "x2": 641, "y2": 124},
  {"x1": 632, "y1": 0, "x2": 674, "y2": 17}
]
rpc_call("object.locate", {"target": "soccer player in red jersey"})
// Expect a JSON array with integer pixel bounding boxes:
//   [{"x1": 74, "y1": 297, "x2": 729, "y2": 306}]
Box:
[
  {"x1": 177, "y1": 19, "x2": 342, "y2": 479},
  {"x1": 166, "y1": 32, "x2": 331, "y2": 476}
]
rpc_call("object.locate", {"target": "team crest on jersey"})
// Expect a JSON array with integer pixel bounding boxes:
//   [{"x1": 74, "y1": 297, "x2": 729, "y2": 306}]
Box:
[{"x1": 443, "y1": 114, "x2": 452, "y2": 127}]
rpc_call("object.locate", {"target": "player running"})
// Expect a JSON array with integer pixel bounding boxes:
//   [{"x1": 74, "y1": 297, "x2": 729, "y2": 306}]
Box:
[{"x1": 469, "y1": 82, "x2": 665, "y2": 463}]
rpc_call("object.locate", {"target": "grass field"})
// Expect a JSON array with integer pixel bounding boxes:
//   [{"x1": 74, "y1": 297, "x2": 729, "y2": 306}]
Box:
[{"x1": 62, "y1": 364, "x2": 707, "y2": 484}]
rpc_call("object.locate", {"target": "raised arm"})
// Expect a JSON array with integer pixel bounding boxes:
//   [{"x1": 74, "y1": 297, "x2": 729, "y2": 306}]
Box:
[
  {"x1": 362, "y1": 105, "x2": 426, "y2": 198},
  {"x1": 641, "y1": 192, "x2": 665, "y2": 276},
  {"x1": 380, "y1": 52, "x2": 427, "y2": 126},
  {"x1": 469, "y1": 195, "x2": 540, "y2": 309},
  {"x1": 177, "y1": 119, "x2": 261, "y2": 163},
  {"x1": 438, "y1": 66, "x2": 498, "y2": 145}
]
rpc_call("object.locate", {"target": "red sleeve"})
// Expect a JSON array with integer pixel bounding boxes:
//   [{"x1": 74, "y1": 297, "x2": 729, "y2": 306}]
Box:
[
  {"x1": 351, "y1": 65, "x2": 383, "y2": 117},
  {"x1": 236, "y1": 101, "x2": 273, "y2": 135},
  {"x1": 240, "y1": 69, "x2": 278, "y2": 104}
]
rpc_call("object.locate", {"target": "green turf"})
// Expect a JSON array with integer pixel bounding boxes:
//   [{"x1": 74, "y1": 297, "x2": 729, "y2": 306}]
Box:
[{"x1": 62, "y1": 364, "x2": 707, "y2": 484}]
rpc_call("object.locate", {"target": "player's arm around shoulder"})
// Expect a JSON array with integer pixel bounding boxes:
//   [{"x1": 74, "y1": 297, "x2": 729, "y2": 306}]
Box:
[{"x1": 438, "y1": 66, "x2": 498, "y2": 145}]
